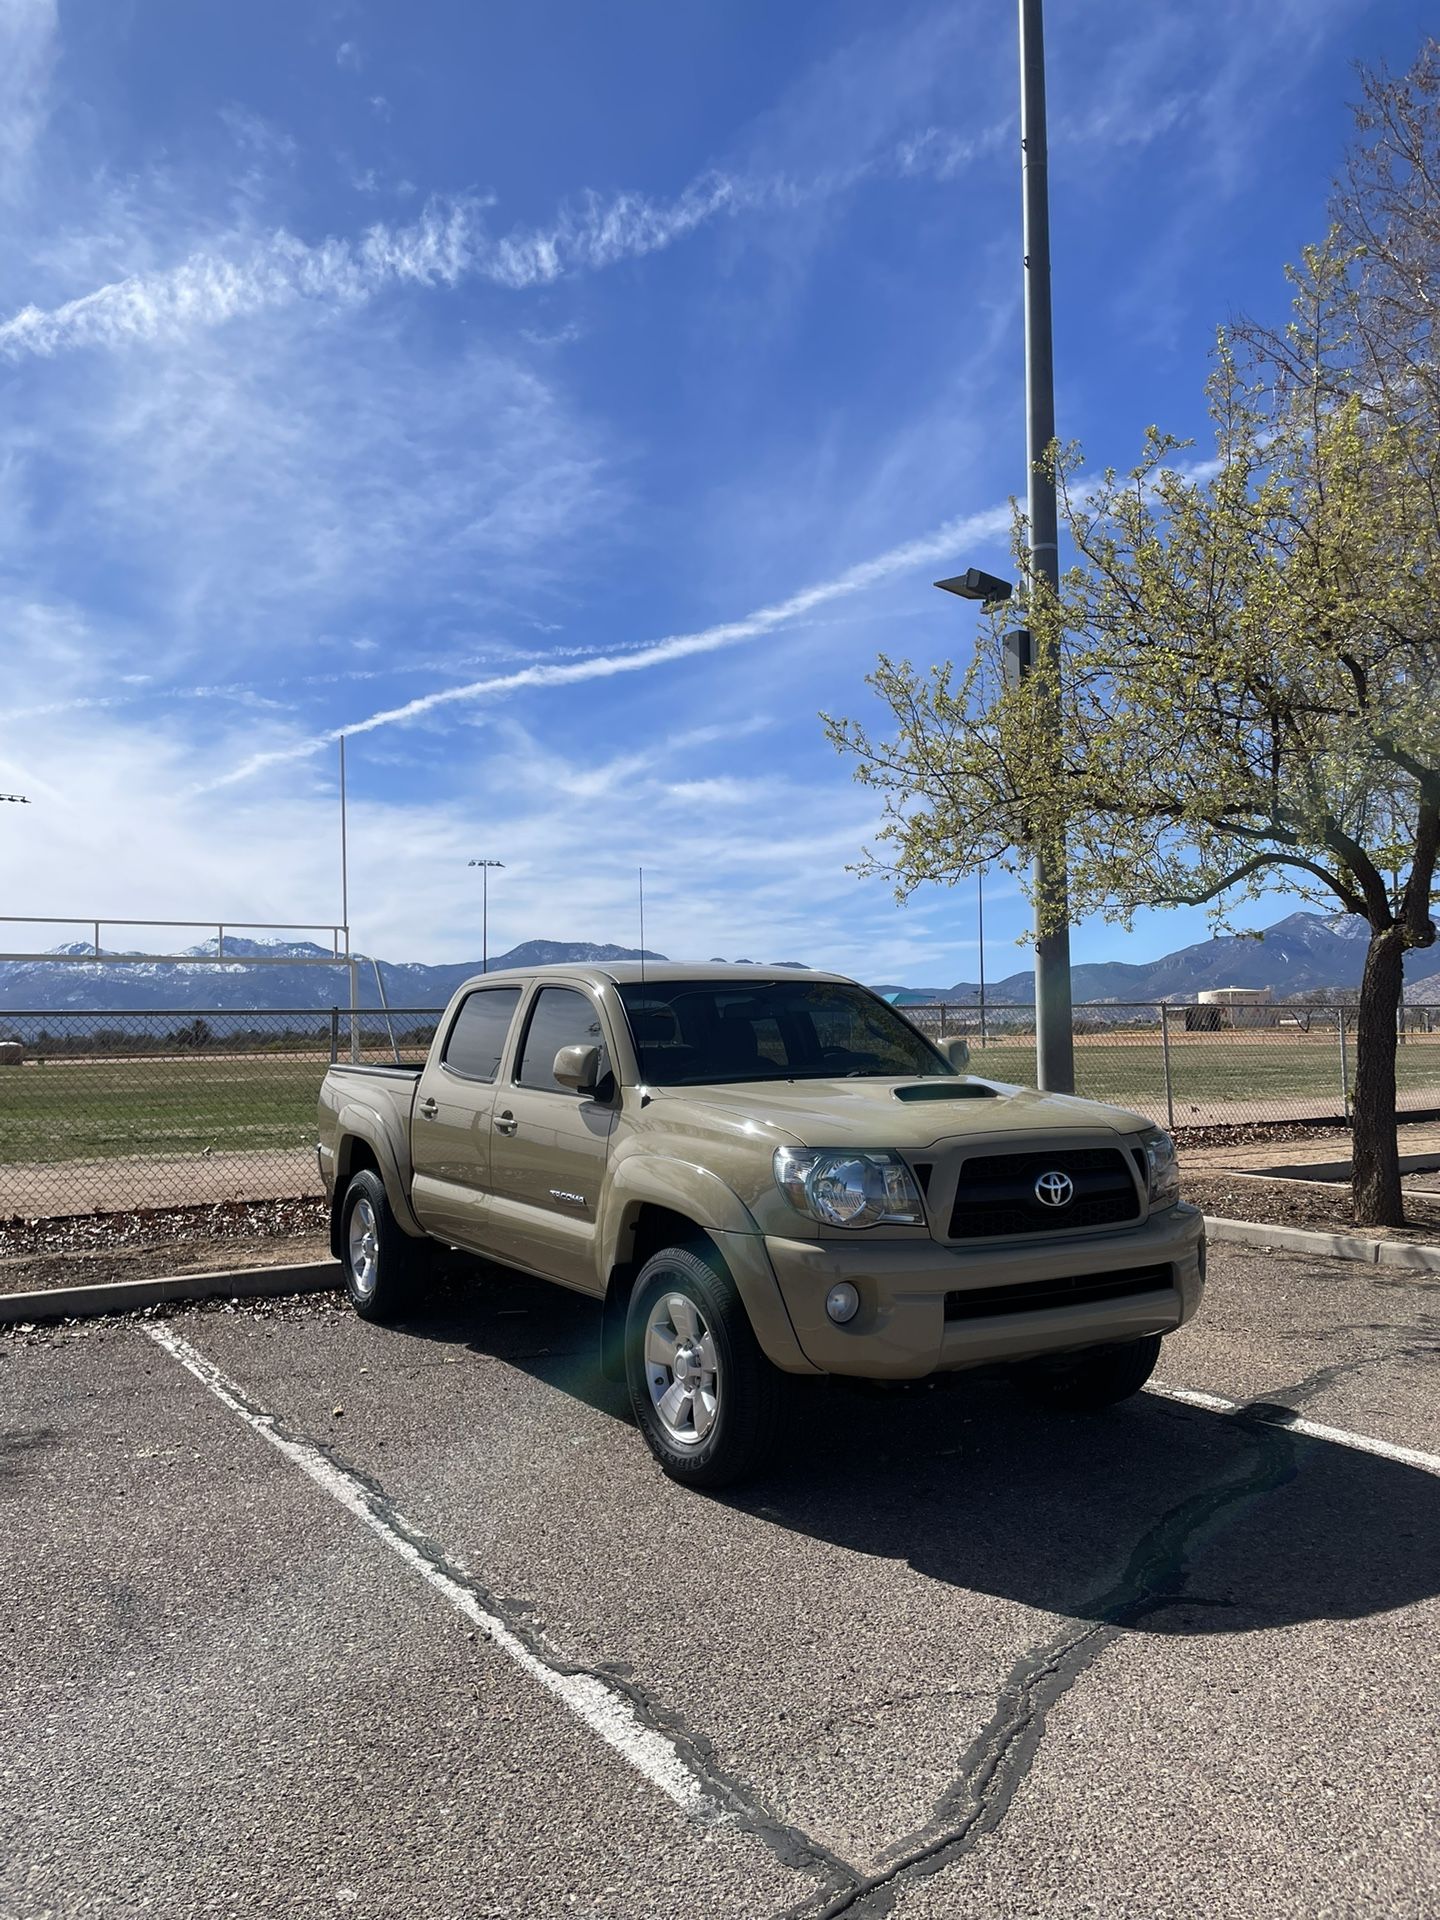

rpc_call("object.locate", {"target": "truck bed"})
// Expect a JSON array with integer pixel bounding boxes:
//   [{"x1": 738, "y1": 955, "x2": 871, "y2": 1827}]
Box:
[
  {"x1": 317, "y1": 1062, "x2": 426, "y2": 1206},
  {"x1": 324, "y1": 1063, "x2": 424, "y2": 1079}
]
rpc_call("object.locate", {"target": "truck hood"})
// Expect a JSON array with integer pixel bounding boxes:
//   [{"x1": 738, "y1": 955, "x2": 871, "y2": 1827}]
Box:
[{"x1": 643, "y1": 1076, "x2": 1150, "y2": 1150}]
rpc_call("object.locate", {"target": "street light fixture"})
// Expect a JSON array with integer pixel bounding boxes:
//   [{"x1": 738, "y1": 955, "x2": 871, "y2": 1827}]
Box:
[
  {"x1": 467, "y1": 859, "x2": 504, "y2": 973},
  {"x1": 1, "y1": 794, "x2": 31, "y2": 804},
  {"x1": 933, "y1": 568, "x2": 1013, "y2": 607}
]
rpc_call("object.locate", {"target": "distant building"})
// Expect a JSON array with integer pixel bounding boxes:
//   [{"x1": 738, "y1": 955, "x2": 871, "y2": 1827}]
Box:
[{"x1": 1185, "y1": 986, "x2": 1278, "y2": 1031}]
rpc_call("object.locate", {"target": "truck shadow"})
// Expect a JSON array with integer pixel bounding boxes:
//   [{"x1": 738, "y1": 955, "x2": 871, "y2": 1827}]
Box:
[{"x1": 396, "y1": 1265, "x2": 1440, "y2": 1637}]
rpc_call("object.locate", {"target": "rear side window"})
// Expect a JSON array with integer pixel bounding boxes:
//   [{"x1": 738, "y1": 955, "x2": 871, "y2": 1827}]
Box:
[
  {"x1": 516, "y1": 987, "x2": 607, "y2": 1093},
  {"x1": 443, "y1": 987, "x2": 521, "y2": 1081}
]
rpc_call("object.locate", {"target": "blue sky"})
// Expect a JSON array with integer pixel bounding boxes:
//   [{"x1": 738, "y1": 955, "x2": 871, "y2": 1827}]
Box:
[{"x1": 1, "y1": 0, "x2": 1432, "y2": 983}]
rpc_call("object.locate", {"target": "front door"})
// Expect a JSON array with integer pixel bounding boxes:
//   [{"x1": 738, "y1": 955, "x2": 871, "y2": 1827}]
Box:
[
  {"x1": 410, "y1": 983, "x2": 523, "y2": 1250},
  {"x1": 483, "y1": 983, "x2": 618, "y2": 1292}
]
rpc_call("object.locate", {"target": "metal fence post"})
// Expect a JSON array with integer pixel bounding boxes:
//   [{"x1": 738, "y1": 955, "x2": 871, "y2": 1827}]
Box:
[
  {"x1": 1338, "y1": 1008, "x2": 1350, "y2": 1119},
  {"x1": 1160, "y1": 1003, "x2": 1175, "y2": 1130},
  {"x1": 329, "y1": 1008, "x2": 340, "y2": 1066}
]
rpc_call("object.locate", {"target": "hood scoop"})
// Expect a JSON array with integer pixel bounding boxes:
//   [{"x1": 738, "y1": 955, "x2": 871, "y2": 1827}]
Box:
[{"x1": 893, "y1": 1080, "x2": 999, "y2": 1102}]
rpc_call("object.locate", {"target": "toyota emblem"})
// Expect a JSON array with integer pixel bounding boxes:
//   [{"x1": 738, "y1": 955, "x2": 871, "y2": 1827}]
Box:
[{"x1": 1034, "y1": 1170, "x2": 1074, "y2": 1208}]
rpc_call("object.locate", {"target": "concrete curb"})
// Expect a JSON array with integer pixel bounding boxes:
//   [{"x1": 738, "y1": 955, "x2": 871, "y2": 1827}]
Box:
[
  {"x1": 1204, "y1": 1215, "x2": 1440, "y2": 1273},
  {"x1": 0, "y1": 1260, "x2": 341, "y2": 1326}
]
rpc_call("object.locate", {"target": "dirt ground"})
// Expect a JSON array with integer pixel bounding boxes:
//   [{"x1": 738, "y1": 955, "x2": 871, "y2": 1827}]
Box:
[
  {"x1": 0, "y1": 1197, "x2": 330, "y2": 1294},
  {"x1": 1184, "y1": 1170, "x2": 1440, "y2": 1240}
]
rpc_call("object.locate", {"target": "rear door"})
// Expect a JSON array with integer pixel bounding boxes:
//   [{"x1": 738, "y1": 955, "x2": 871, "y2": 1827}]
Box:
[
  {"x1": 409, "y1": 983, "x2": 523, "y2": 1249},
  {"x1": 482, "y1": 983, "x2": 618, "y2": 1292}
]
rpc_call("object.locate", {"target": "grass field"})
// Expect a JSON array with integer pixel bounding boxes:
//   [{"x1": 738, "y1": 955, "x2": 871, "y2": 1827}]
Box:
[
  {"x1": 970, "y1": 1030, "x2": 1440, "y2": 1120},
  {"x1": 4, "y1": 1031, "x2": 1440, "y2": 1169},
  {"x1": 0, "y1": 1054, "x2": 333, "y2": 1166}
]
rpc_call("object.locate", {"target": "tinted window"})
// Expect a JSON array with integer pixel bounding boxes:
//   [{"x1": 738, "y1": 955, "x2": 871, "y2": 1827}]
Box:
[
  {"x1": 516, "y1": 987, "x2": 608, "y2": 1093},
  {"x1": 618, "y1": 980, "x2": 952, "y2": 1086},
  {"x1": 443, "y1": 987, "x2": 521, "y2": 1081}
]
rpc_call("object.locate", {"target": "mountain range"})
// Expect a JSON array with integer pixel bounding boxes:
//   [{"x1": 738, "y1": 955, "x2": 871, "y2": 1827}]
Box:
[
  {"x1": 1, "y1": 912, "x2": 1437, "y2": 1015},
  {"x1": 878, "y1": 911, "x2": 1440, "y2": 1005}
]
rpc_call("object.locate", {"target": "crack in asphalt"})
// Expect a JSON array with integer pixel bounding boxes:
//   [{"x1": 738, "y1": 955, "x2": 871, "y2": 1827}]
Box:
[
  {"x1": 769, "y1": 1405, "x2": 1302, "y2": 1920},
  {"x1": 148, "y1": 1332, "x2": 858, "y2": 1906},
  {"x1": 1243, "y1": 1338, "x2": 1440, "y2": 1412}
]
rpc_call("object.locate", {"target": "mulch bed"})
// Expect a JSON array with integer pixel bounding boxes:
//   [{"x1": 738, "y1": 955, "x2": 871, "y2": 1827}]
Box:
[
  {"x1": 1185, "y1": 1171, "x2": 1440, "y2": 1243},
  {"x1": 0, "y1": 1196, "x2": 330, "y2": 1294}
]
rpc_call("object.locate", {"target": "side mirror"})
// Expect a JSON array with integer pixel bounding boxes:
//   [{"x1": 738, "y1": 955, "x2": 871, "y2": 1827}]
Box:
[
  {"x1": 938, "y1": 1035, "x2": 970, "y2": 1072},
  {"x1": 553, "y1": 1042, "x2": 603, "y2": 1095}
]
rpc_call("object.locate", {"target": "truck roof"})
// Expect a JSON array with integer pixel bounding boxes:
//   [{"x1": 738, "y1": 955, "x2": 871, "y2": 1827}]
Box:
[{"x1": 454, "y1": 962, "x2": 854, "y2": 990}]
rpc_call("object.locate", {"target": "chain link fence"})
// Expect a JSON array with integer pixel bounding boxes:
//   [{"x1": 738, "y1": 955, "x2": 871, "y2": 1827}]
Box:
[
  {"x1": 0, "y1": 1009, "x2": 441, "y2": 1222},
  {"x1": 901, "y1": 1001, "x2": 1440, "y2": 1129},
  {"x1": 3, "y1": 1002, "x2": 1439, "y2": 1221}
]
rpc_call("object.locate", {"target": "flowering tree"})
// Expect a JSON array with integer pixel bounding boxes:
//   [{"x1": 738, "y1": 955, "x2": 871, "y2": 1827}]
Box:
[{"x1": 826, "y1": 46, "x2": 1440, "y2": 1226}]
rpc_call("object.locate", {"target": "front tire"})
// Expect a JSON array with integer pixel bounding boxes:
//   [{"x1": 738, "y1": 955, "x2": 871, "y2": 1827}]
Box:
[
  {"x1": 1013, "y1": 1332, "x2": 1162, "y2": 1411},
  {"x1": 339, "y1": 1169, "x2": 425, "y2": 1322},
  {"x1": 625, "y1": 1244, "x2": 781, "y2": 1489}
]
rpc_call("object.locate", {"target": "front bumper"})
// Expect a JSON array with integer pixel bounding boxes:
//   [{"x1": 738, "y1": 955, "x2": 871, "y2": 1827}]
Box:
[{"x1": 762, "y1": 1202, "x2": 1205, "y2": 1378}]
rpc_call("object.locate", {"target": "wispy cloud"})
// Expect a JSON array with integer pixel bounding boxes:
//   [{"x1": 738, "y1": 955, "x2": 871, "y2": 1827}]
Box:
[
  {"x1": 0, "y1": 0, "x2": 56, "y2": 204},
  {"x1": 202, "y1": 499, "x2": 1011, "y2": 790},
  {"x1": 0, "y1": 125, "x2": 1019, "y2": 362}
]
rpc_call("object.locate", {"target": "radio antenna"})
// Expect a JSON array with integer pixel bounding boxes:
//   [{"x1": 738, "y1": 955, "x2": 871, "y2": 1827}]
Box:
[{"x1": 638, "y1": 867, "x2": 646, "y2": 984}]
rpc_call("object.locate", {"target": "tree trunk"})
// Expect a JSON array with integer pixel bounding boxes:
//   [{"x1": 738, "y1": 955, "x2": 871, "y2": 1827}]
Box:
[{"x1": 1351, "y1": 924, "x2": 1405, "y2": 1227}]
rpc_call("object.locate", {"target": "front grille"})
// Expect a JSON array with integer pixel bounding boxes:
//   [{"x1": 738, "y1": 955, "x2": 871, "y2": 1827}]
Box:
[
  {"x1": 944, "y1": 1263, "x2": 1173, "y2": 1321},
  {"x1": 947, "y1": 1146, "x2": 1141, "y2": 1239}
]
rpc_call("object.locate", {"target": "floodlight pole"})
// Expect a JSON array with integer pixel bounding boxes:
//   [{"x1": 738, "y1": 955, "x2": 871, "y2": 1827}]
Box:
[
  {"x1": 1019, "y1": 0, "x2": 1075, "y2": 1093},
  {"x1": 468, "y1": 859, "x2": 504, "y2": 972},
  {"x1": 340, "y1": 735, "x2": 359, "y2": 1062},
  {"x1": 977, "y1": 869, "x2": 987, "y2": 1047}
]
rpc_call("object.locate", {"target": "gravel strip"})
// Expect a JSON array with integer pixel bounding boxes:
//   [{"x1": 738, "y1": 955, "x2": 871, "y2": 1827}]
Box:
[{"x1": 0, "y1": 1196, "x2": 329, "y2": 1294}]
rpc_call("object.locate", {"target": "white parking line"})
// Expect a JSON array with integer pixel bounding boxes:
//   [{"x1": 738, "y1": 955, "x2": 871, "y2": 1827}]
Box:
[
  {"x1": 144, "y1": 1322, "x2": 719, "y2": 1820},
  {"x1": 1150, "y1": 1382, "x2": 1440, "y2": 1476}
]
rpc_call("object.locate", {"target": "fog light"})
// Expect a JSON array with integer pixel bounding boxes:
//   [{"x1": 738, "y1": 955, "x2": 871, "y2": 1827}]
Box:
[{"x1": 825, "y1": 1282, "x2": 860, "y2": 1324}]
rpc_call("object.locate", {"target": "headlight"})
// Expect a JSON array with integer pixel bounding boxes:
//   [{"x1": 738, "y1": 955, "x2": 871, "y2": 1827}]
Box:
[
  {"x1": 773, "y1": 1148, "x2": 925, "y2": 1228},
  {"x1": 1140, "y1": 1129, "x2": 1180, "y2": 1209}
]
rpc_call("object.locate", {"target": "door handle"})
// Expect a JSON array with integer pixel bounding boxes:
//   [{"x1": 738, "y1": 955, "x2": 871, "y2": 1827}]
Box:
[
  {"x1": 494, "y1": 1110, "x2": 518, "y2": 1135},
  {"x1": 419, "y1": 1097, "x2": 438, "y2": 1118}
]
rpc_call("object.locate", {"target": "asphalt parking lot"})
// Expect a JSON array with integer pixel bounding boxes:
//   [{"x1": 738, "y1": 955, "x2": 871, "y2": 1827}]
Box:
[{"x1": 4, "y1": 1242, "x2": 1438, "y2": 1920}]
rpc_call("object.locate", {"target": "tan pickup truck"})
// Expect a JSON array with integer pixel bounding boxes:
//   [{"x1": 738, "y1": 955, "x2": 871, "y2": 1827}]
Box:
[{"x1": 317, "y1": 963, "x2": 1204, "y2": 1486}]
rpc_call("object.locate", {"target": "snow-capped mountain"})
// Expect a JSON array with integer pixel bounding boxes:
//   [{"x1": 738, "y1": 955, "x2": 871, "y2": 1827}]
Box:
[
  {"x1": 0, "y1": 937, "x2": 668, "y2": 1014},
  {"x1": 874, "y1": 912, "x2": 1440, "y2": 1005},
  {"x1": 1, "y1": 913, "x2": 1436, "y2": 1014}
]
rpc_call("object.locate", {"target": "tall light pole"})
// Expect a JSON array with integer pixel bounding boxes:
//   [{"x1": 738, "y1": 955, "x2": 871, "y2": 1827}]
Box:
[
  {"x1": 976, "y1": 868, "x2": 987, "y2": 1048},
  {"x1": 468, "y1": 859, "x2": 504, "y2": 972},
  {"x1": 339, "y1": 737, "x2": 359, "y2": 1063},
  {"x1": 932, "y1": 0, "x2": 1076, "y2": 1095},
  {"x1": 1018, "y1": 0, "x2": 1075, "y2": 1093}
]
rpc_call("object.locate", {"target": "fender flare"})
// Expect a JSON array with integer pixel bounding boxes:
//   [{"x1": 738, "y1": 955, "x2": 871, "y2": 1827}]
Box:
[
  {"x1": 333, "y1": 1101, "x2": 425, "y2": 1239},
  {"x1": 597, "y1": 1155, "x2": 814, "y2": 1377},
  {"x1": 598, "y1": 1154, "x2": 759, "y2": 1279}
]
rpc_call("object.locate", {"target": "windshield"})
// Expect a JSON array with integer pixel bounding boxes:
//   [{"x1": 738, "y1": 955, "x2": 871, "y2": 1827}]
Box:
[{"x1": 617, "y1": 979, "x2": 954, "y2": 1086}]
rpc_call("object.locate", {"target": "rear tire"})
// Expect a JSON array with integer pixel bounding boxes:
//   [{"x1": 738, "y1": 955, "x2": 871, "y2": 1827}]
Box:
[
  {"x1": 1013, "y1": 1333, "x2": 1162, "y2": 1411},
  {"x1": 339, "y1": 1169, "x2": 426, "y2": 1322},
  {"x1": 625, "y1": 1243, "x2": 781, "y2": 1489}
]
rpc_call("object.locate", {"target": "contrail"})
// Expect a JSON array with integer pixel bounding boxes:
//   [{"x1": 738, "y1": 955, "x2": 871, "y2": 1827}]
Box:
[{"x1": 200, "y1": 500, "x2": 1013, "y2": 791}]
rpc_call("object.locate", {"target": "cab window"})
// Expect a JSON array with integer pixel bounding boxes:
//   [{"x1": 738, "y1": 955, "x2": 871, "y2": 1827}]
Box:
[
  {"x1": 443, "y1": 987, "x2": 521, "y2": 1081},
  {"x1": 515, "y1": 987, "x2": 607, "y2": 1093}
]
